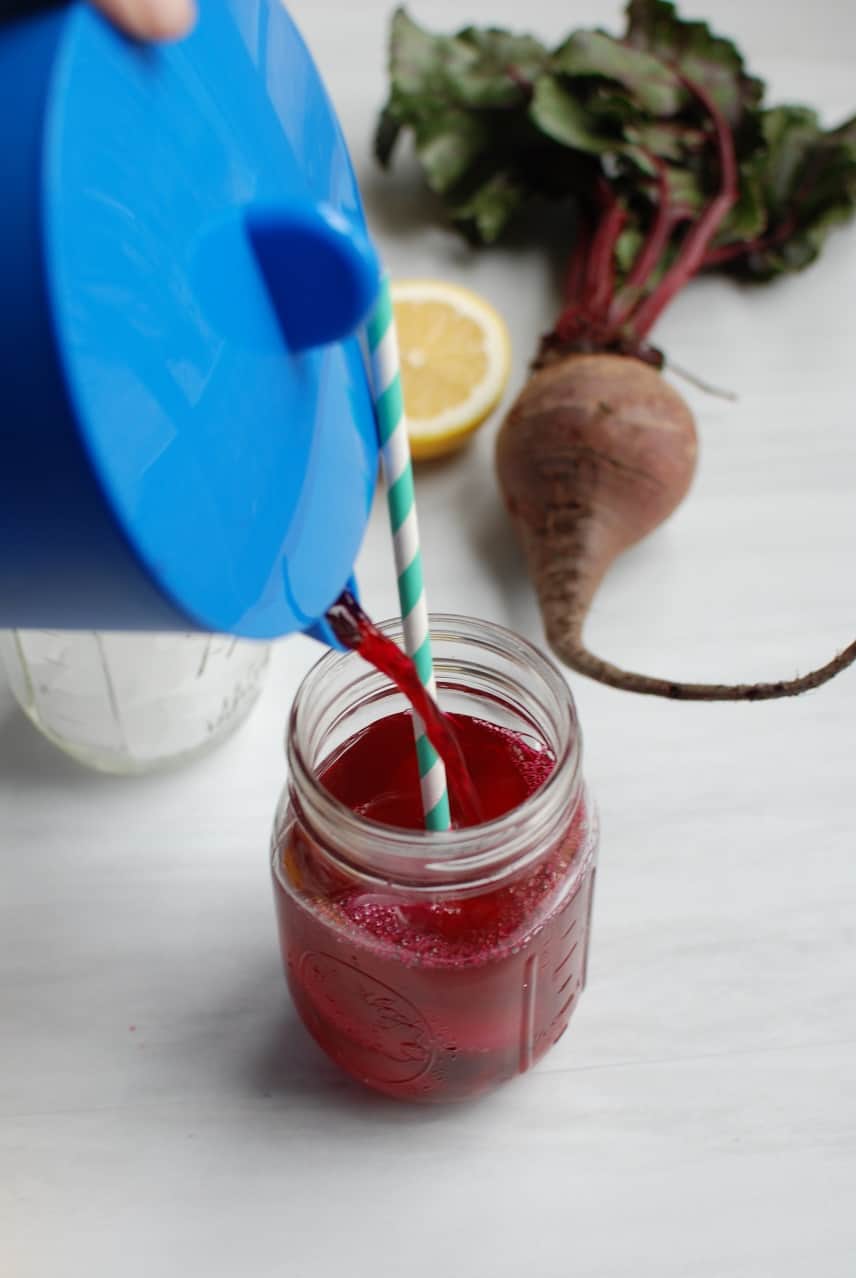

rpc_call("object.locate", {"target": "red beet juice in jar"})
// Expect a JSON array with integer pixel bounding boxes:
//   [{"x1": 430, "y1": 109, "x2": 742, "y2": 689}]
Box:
[{"x1": 271, "y1": 616, "x2": 598, "y2": 1102}]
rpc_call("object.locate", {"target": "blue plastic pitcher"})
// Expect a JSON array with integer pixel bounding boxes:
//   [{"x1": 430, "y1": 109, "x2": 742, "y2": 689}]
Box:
[{"x1": 0, "y1": 0, "x2": 380, "y2": 645}]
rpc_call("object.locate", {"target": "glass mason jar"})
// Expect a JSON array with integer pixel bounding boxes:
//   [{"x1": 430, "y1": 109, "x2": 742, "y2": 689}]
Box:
[
  {"x1": 270, "y1": 616, "x2": 598, "y2": 1103},
  {"x1": 0, "y1": 630, "x2": 270, "y2": 774}
]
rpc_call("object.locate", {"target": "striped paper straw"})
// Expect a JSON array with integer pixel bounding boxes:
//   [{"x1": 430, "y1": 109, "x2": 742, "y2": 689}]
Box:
[{"x1": 365, "y1": 274, "x2": 451, "y2": 832}]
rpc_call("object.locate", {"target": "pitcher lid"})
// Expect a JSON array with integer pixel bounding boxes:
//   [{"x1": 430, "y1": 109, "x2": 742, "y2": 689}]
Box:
[{"x1": 9, "y1": 0, "x2": 379, "y2": 637}]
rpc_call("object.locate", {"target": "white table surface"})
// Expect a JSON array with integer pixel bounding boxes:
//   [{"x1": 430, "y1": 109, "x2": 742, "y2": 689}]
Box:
[{"x1": 2, "y1": 2, "x2": 855, "y2": 1274}]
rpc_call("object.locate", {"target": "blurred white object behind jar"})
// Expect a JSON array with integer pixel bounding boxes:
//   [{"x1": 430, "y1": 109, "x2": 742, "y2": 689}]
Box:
[{"x1": 0, "y1": 631, "x2": 270, "y2": 773}]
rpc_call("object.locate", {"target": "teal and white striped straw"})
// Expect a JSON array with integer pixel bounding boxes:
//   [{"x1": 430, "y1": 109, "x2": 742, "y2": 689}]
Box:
[{"x1": 365, "y1": 274, "x2": 451, "y2": 832}]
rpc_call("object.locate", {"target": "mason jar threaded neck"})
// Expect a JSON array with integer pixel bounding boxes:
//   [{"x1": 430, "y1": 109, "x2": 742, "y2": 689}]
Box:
[{"x1": 283, "y1": 615, "x2": 583, "y2": 890}]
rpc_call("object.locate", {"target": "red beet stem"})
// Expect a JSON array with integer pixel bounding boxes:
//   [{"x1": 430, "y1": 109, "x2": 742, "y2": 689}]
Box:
[
  {"x1": 609, "y1": 157, "x2": 681, "y2": 328},
  {"x1": 630, "y1": 76, "x2": 739, "y2": 340},
  {"x1": 701, "y1": 212, "x2": 799, "y2": 268},
  {"x1": 553, "y1": 198, "x2": 627, "y2": 353},
  {"x1": 584, "y1": 181, "x2": 627, "y2": 319},
  {"x1": 563, "y1": 215, "x2": 591, "y2": 304},
  {"x1": 702, "y1": 144, "x2": 824, "y2": 270},
  {"x1": 548, "y1": 76, "x2": 739, "y2": 362}
]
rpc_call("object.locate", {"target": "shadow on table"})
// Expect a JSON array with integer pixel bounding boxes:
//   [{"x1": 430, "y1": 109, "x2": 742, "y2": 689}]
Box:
[
  {"x1": 358, "y1": 157, "x2": 573, "y2": 286},
  {"x1": 0, "y1": 699, "x2": 99, "y2": 789},
  {"x1": 247, "y1": 1012, "x2": 459, "y2": 1127},
  {"x1": 458, "y1": 465, "x2": 542, "y2": 639},
  {"x1": 359, "y1": 164, "x2": 457, "y2": 246}
]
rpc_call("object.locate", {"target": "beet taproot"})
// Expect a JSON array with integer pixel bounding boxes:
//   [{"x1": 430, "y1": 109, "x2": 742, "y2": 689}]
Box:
[{"x1": 497, "y1": 353, "x2": 856, "y2": 700}]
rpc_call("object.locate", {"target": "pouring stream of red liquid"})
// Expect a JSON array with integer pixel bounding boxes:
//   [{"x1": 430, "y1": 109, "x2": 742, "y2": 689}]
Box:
[{"x1": 325, "y1": 590, "x2": 482, "y2": 826}]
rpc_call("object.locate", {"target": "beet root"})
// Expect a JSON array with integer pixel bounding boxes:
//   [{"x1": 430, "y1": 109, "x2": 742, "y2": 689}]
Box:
[{"x1": 496, "y1": 353, "x2": 856, "y2": 701}]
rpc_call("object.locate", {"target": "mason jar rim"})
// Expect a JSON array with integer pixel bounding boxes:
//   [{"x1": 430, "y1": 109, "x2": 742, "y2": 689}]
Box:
[{"x1": 284, "y1": 614, "x2": 583, "y2": 887}]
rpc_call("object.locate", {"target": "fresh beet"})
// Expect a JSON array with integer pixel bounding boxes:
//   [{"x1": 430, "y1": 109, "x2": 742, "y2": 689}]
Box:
[
  {"x1": 497, "y1": 353, "x2": 856, "y2": 700},
  {"x1": 378, "y1": 6, "x2": 856, "y2": 700}
]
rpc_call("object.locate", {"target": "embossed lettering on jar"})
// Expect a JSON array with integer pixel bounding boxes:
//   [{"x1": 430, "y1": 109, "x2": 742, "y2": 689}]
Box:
[{"x1": 271, "y1": 617, "x2": 598, "y2": 1102}]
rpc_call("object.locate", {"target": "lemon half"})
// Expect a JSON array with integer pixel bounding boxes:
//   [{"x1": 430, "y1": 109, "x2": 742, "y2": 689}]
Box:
[{"x1": 391, "y1": 279, "x2": 511, "y2": 461}]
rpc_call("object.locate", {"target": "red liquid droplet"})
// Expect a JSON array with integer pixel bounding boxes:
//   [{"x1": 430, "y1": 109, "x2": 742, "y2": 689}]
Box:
[{"x1": 325, "y1": 590, "x2": 481, "y2": 825}]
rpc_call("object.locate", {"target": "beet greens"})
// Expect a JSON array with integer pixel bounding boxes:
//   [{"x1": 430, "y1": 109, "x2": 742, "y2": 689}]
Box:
[
  {"x1": 377, "y1": 1, "x2": 856, "y2": 368},
  {"x1": 376, "y1": 1, "x2": 856, "y2": 701}
]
